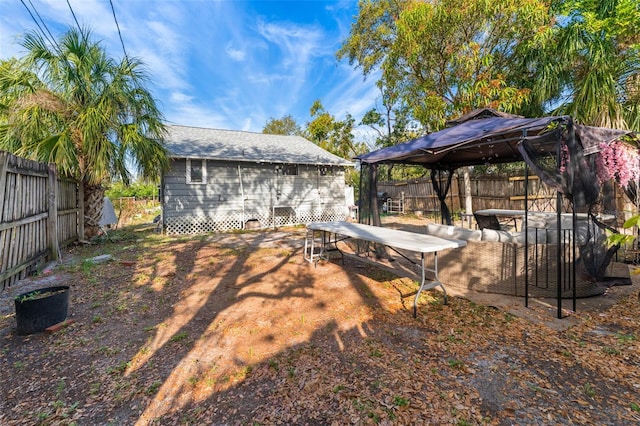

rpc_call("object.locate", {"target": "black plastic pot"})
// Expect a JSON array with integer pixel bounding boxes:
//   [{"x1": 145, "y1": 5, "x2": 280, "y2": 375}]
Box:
[{"x1": 14, "y1": 286, "x2": 69, "y2": 335}]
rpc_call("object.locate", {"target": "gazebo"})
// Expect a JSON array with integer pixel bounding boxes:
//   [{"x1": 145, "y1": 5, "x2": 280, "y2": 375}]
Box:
[{"x1": 355, "y1": 109, "x2": 639, "y2": 318}]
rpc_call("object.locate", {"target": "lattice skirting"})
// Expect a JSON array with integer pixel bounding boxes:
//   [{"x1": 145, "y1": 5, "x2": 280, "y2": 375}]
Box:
[{"x1": 165, "y1": 206, "x2": 347, "y2": 235}]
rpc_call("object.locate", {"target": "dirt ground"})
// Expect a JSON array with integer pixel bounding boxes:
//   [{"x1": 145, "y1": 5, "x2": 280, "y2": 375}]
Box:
[{"x1": 1, "y1": 218, "x2": 639, "y2": 425}]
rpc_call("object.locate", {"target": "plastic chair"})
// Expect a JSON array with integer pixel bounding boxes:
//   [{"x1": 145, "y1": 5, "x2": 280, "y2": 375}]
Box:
[{"x1": 473, "y1": 213, "x2": 502, "y2": 230}]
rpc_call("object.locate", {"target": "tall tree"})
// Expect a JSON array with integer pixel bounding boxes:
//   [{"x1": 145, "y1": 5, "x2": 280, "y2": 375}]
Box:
[
  {"x1": 305, "y1": 100, "x2": 365, "y2": 159},
  {"x1": 262, "y1": 114, "x2": 302, "y2": 136},
  {"x1": 535, "y1": 0, "x2": 640, "y2": 129},
  {"x1": 360, "y1": 88, "x2": 422, "y2": 180},
  {"x1": 305, "y1": 100, "x2": 366, "y2": 187},
  {"x1": 338, "y1": 0, "x2": 553, "y2": 130},
  {"x1": 0, "y1": 27, "x2": 168, "y2": 238}
]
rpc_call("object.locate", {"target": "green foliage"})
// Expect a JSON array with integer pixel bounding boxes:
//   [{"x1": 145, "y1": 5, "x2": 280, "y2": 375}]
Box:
[
  {"x1": 607, "y1": 214, "x2": 640, "y2": 248},
  {"x1": 473, "y1": 162, "x2": 528, "y2": 176},
  {"x1": 170, "y1": 331, "x2": 189, "y2": 343},
  {"x1": 0, "y1": 26, "x2": 168, "y2": 185},
  {"x1": 305, "y1": 100, "x2": 368, "y2": 159},
  {"x1": 262, "y1": 115, "x2": 303, "y2": 136},
  {"x1": 303, "y1": 100, "x2": 366, "y2": 189},
  {"x1": 393, "y1": 396, "x2": 409, "y2": 407},
  {"x1": 15, "y1": 291, "x2": 42, "y2": 303},
  {"x1": 534, "y1": 0, "x2": 640, "y2": 129},
  {"x1": 106, "y1": 180, "x2": 159, "y2": 200},
  {"x1": 338, "y1": 0, "x2": 552, "y2": 130}
]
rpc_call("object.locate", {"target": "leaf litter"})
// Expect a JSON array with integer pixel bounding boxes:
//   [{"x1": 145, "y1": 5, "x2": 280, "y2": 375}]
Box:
[{"x1": 0, "y1": 223, "x2": 639, "y2": 425}]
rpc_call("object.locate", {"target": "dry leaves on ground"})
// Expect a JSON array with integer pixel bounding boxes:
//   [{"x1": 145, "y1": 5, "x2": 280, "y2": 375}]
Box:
[{"x1": 0, "y1": 224, "x2": 639, "y2": 425}]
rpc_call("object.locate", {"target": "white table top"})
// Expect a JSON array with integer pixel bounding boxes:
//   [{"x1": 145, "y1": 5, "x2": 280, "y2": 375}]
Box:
[
  {"x1": 307, "y1": 221, "x2": 466, "y2": 253},
  {"x1": 475, "y1": 209, "x2": 614, "y2": 220},
  {"x1": 475, "y1": 209, "x2": 526, "y2": 217}
]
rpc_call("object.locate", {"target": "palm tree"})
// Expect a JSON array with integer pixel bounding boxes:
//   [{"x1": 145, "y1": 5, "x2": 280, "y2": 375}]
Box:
[
  {"x1": 0, "y1": 26, "x2": 168, "y2": 237},
  {"x1": 528, "y1": 0, "x2": 640, "y2": 129}
]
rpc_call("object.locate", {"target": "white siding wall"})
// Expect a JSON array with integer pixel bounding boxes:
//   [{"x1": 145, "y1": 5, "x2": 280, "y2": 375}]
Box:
[{"x1": 162, "y1": 159, "x2": 348, "y2": 234}]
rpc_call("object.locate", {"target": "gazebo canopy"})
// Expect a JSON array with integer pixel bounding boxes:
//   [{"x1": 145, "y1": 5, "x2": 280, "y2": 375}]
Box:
[
  {"x1": 355, "y1": 109, "x2": 639, "y2": 313},
  {"x1": 356, "y1": 112, "x2": 634, "y2": 170},
  {"x1": 356, "y1": 110, "x2": 638, "y2": 224}
]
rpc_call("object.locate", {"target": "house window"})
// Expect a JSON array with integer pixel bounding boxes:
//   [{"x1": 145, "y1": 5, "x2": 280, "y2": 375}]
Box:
[
  {"x1": 281, "y1": 164, "x2": 298, "y2": 176},
  {"x1": 319, "y1": 166, "x2": 334, "y2": 176},
  {"x1": 187, "y1": 159, "x2": 206, "y2": 184}
]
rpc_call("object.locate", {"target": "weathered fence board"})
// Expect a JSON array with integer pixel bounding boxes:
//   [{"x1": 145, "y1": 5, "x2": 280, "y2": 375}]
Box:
[
  {"x1": 378, "y1": 178, "x2": 462, "y2": 216},
  {"x1": 377, "y1": 173, "x2": 634, "y2": 221},
  {"x1": 0, "y1": 151, "x2": 81, "y2": 290}
]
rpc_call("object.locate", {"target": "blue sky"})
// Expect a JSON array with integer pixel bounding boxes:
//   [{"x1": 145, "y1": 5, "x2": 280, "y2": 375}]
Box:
[{"x1": 0, "y1": 0, "x2": 379, "y2": 139}]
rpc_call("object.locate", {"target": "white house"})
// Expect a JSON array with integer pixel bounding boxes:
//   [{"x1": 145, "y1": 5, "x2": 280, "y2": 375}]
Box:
[{"x1": 160, "y1": 125, "x2": 354, "y2": 235}]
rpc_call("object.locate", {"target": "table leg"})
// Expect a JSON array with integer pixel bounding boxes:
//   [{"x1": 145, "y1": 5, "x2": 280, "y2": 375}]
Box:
[
  {"x1": 413, "y1": 252, "x2": 448, "y2": 318},
  {"x1": 304, "y1": 228, "x2": 328, "y2": 265}
]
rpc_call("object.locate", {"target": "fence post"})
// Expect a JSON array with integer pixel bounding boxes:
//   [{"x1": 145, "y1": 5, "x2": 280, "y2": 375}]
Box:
[
  {"x1": 48, "y1": 163, "x2": 60, "y2": 260},
  {"x1": 0, "y1": 152, "x2": 8, "y2": 219},
  {"x1": 77, "y1": 180, "x2": 85, "y2": 240}
]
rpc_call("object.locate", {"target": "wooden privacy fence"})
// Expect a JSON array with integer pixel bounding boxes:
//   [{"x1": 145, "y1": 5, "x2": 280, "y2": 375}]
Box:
[
  {"x1": 0, "y1": 151, "x2": 82, "y2": 291},
  {"x1": 378, "y1": 177, "x2": 462, "y2": 216},
  {"x1": 378, "y1": 174, "x2": 634, "y2": 219},
  {"x1": 378, "y1": 175, "x2": 557, "y2": 215}
]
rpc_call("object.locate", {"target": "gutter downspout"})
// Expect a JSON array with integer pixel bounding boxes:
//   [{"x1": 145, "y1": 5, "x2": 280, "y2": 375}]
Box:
[{"x1": 238, "y1": 165, "x2": 245, "y2": 229}]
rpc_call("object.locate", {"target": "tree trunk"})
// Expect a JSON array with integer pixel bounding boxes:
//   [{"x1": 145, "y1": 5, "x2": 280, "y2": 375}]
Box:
[
  {"x1": 463, "y1": 167, "x2": 473, "y2": 215},
  {"x1": 83, "y1": 182, "x2": 105, "y2": 239}
]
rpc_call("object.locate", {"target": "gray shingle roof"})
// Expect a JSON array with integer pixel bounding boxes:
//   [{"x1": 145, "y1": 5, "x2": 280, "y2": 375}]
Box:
[{"x1": 163, "y1": 125, "x2": 354, "y2": 167}]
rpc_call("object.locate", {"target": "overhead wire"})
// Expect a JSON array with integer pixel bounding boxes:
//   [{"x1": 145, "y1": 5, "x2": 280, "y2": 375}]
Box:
[
  {"x1": 109, "y1": 0, "x2": 129, "y2": 61},
  {"x1": 19, "y1": 0, "x2": 60, "y2": 52},
  {"x1": 65, "y1": 0, "x2": 82, "y2": 33}
]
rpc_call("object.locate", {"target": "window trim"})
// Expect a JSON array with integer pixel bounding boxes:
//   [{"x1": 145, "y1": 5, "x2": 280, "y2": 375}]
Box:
[
  {"x1": 281, "y1": 164, "x2": 298, "y2": 176},
  {"x1": 319, "y1": 166, "x2": 334, "y2": 176},
  {"x1": 186, "y1": 158, "x2": 206, "y2": 184}
]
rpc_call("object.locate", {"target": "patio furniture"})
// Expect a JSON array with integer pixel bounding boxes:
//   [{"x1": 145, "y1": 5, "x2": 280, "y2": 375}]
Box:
[
  {"x1": 473, "y1": 212, "x2": 502, "y2": 230},
  {"x1": 474, "y1": 210, "x2": 519, "y2": 231},
  {"x1": 304, "y1": 221, "x2": 466, "y2": 317},
  {"x1": 423, "y1": 223, "x2": 606, "y2": 299}
]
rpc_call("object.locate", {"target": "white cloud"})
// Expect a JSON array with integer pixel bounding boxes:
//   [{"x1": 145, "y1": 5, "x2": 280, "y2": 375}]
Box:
[
  {"x1": 169, "y1": 92, "x2": 194, "y2": 104},
  {"x1": 225, "y1": 44, "x2": 246, "y2": 61},
  {"x1": 49, "y1": 0, "x2": 115, "y2": 36},
  {"x1": 240, "y1": 117, "x2": 254, "y2": 132},
  {"x1": 0, "y1": 0, "x2": 379, "y2": 139},
  {"x1": 165, "y1": 103, "x2": 226, "y2": 129},
  {"x1": 257, "y1": 19, "x2": 327, "y2": 69}
]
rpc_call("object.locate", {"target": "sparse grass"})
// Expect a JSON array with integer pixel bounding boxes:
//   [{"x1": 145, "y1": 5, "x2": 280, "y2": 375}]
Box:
[
  {"x1": 107, "y1": 360, "x2": 131, "y2": 375},
  {"x1": 583, "y1": 383, "x2": 596, "y2": 397},
  {"x1": 447, "y1": 359, "x2": 464, "y2": 369},
  {"x1": 1, "y1": 217, "x2": 639, "y2": 425},
  {"x1": 170, "y1": 331, "x2": 189, "y2": 343},
  {"x1": 370, "y1": 347, "x2": 383, "y2": 357},
  {"x1": 393, "y1": 396, "x2": 409, "y2": 407},
  {"x1": 95, "y1": 346, "x2": 119, "y2": 356},
  {"x1": 615, "y1": 332, "x2": 636, "y2": 344},
  {"x1": 144, "y1": 380, "x2": 162, "y2": 395}
]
